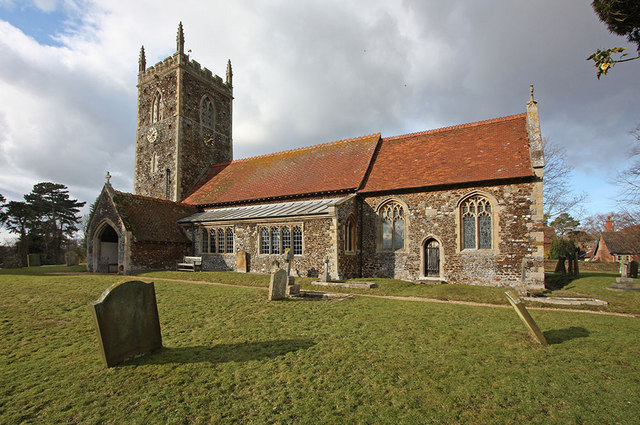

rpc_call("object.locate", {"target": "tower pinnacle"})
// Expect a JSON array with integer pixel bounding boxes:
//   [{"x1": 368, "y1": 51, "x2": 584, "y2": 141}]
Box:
[
  {"x1": 138, "y1": 45, "x2": 146, "y2": 73},
  {"x1": 226, "y1": 59, "x2": 233, "y2": 87},
  {"x1": 177, "y1": 22, "x2": 185, "y2": 54}
]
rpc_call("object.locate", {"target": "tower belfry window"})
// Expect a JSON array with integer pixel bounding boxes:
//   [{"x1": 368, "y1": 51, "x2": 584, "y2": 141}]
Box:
[
  {"x1": 201, "y1": 96, "x2": 215, "y2": 129},
  {"x1": 152, "y1": 92, "x2": 161, "y2": 123},
  {"x1": 165, "y1": 169, "x2": 171, "y2": 200}
]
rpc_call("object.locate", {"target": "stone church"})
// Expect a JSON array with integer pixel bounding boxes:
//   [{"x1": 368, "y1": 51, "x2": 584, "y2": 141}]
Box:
[{"x1": 87, "y1": 24, "x2": 545, "y2": 289}]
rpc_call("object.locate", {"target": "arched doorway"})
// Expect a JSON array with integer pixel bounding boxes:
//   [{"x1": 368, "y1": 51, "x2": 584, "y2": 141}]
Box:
[
  {"x1": 96, "y1": 223, "x2": 119, "y2": 273},
  {"x1": 423, "y1": 238, "x2": 441, "y2": 278}
]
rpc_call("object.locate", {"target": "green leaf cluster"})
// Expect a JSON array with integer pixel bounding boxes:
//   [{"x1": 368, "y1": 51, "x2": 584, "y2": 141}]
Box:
[
  {"x1": 550, "y1": 237, "x2": 576, "y2": 260},
  {"x1": 588, "y1": 1, "x2": 640, "y2": 77}
]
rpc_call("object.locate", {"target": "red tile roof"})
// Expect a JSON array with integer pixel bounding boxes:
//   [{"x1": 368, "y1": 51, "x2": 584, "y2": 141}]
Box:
[
  {"x1": 361, "y1": 114, "x2": 534, "y2": 193},
  {"x1": 183, "y1": 113, "x2": 536, "y2": 206},
  {"x1": 183, "y1": 133, "x2": 381, "y2": 206},
  {"x1": 112, "y1": 190, "x2": 197, "y2": 243}
]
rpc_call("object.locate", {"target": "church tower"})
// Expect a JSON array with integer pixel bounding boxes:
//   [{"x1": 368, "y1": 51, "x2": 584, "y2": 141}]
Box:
[{"x1": 134, "y1": 23, "x2": 233, "y2": 201}]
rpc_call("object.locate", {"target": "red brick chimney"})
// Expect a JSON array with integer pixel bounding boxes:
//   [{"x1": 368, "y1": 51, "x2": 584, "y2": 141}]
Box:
[{"x1": 605, "y1": 216, "x2": 614, "y2": 232}]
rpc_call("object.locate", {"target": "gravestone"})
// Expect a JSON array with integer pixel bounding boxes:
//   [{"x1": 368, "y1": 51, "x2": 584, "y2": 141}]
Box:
[
  {"x1": 268, "y1": 269, "x2": 287, "y2": 300},
  {"x1": 320, "y1": 257, "x2": 330, "y2": 282},
  {"x1": 505, "y1": 291, "x2": 548, "y2": 345},
  {"x1": 630, "y1": 261, "x2": 638, "y2": 279},
  {"x1": 236, "y1": 249, "x2": 248, "y2": 273},
  {"x1": 283, "y1": 248, "x2": 300, "y2": 296},
  {"x1": 27, "y1": 254, "x2": 41, "y2": 267},
  {"x1": 65, "y1": 251, "x2": 79, "y2": 266},
  {"x1": 612, "y1": 260, "x2": 634, "y2": 289},
  {"x1": 90, "y1": 280, "x2": 162, "y2": 367}
]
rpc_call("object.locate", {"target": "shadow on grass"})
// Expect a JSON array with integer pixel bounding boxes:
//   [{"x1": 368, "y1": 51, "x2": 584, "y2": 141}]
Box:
[
  {"x1": 129, "y1": 339, "x2": 315, "y2": 366},
  {"x1": 543, "y1": 327, "x2": 590, "y2": 345}
]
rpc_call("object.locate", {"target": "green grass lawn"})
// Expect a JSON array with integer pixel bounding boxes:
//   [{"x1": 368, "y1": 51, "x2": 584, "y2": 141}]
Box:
[
  {"x1": 139, "y1": 269, "x2": 640, "y2": 315},
  {"x1": 1, "y1": 266, "x2": 639, "y2": 424}
]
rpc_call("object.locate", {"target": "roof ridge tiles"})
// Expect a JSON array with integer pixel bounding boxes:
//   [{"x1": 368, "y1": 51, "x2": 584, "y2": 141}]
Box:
[
  {"x1": 384, "y1": 113, "x2": 527, "y2": 141},
  {"x1": 231, "y1": 132, "x2": 381, "y2": 163},
  {"x1": 113, "y1": 189, "x2": 194, "y2": 207}
]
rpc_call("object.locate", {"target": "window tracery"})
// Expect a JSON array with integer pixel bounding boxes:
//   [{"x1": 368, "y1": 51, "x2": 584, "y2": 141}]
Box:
[
  {"x1": 460, "y1": 195, "x2": 493, "y2": 250},
  {"x1": 379, "y1": 201, "x2": 406, "y2": 251}
]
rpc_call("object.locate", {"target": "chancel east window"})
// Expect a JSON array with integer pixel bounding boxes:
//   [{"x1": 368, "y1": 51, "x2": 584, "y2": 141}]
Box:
[
  {"x1": 380, "y1": 201, "x2": 405, "y2": 251},
  {"x1": 461, "y1": 196, "x2": 493, "y2": 250}
]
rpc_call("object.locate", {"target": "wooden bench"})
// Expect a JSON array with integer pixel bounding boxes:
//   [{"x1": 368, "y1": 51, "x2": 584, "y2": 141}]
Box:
[{"x1": 177, "y1": 256, "x2": 202, "y2": 272}]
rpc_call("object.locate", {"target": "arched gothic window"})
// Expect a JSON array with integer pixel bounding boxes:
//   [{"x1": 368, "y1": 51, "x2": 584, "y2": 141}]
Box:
[
  {"x1": 152, "y1": 92, "x2": 161, "y2": 123},
  {"x1": 379, "y1": 201, "x2": 406, "y2": 251},
  {"x1": 461, "y1": 195, "x2": 493, "y2": 250},
  {"x1": 201, "y1": 96, "x2": 215, "y2": 129},
  {"x1": 226, "y1": 228, "x2": 233, "y2": 253},
  {"x1": 292, "y1": 226, "x2": 302, "y2": 255},
  {"x1": 344, "y1": 216, "x2": 357, "y2": 253}
]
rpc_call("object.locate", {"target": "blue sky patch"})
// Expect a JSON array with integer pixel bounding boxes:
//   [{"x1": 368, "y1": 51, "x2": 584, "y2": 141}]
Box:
[{"x1": 0, "y1": 3, "x2": 71, "y2": 47}]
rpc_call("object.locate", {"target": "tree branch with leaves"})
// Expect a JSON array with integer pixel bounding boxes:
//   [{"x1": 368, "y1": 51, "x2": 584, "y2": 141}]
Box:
[{"x1": 588, "y1": 0, "x2": 640, "y2": 78}]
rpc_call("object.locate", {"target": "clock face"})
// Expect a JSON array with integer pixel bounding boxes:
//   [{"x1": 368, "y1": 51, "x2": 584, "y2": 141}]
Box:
[{"x1": 146, "y1": 127, "x2": 158, "y2": 143}]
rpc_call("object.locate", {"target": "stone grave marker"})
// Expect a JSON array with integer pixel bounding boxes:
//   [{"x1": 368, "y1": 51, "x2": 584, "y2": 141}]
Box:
[
  {"x1": 505, "y1": 290, "x2": 548, "y2": 346},
  {"x1": 283, "y1": 248, "x2": 300, "y2": 296},
  {"x1": 90, "y1": 280, "x2": 162, "y2": 367},
  {"x1": 612, "y1": 260, "x2": 634, "y2": 289},
  {"x1": 268, "y1": 269, "x2": 287, "y2": 300},
  {"x1": 320, "y1": 257, "x2": 330, "y2": 282},
  {"x1": 236, "y1": 249, "x2": 248, "y2": 273},
  {"x1": 27, "y1": 253, "x2": 41, "y2": 267},
  {"x1": 630, "y1": 261, "x2": 638, "y2": 279}
]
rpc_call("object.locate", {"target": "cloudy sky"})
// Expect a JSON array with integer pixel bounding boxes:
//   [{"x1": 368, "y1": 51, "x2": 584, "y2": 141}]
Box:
[{"x1": 0, "y1": 0, "x2": 638, "y2": 235}]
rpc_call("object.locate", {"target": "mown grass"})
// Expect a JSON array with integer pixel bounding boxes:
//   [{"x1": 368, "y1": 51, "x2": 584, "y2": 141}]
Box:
[
  {"x1": 140, "y1": 269, "x2": 640, "y2": 315},
  {"x1": 1, "y1": 266, "x2": 640, "y2": 424}
]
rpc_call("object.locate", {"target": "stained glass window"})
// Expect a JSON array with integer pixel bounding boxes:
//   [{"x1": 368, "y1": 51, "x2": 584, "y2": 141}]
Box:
[
  {"x1": 282, "y1": 227, "x2": 291, "y2": 252},
  {"x1": 201, "y1": 228, "x2": 209, "y2": 253},
  {"x1": 226, "y1": 228, "x2": 233, "y2": 253},
  {"x1": 293, "y1": 226, "x2": 302, "y2": 255},
  {"x1": 217, "y1": 229, "x2": 224, "y2": 253},
  {"x1": 271, "y1": 228, "x2": 281, "y2": 254},
  {"x1": 461, "y1": 196, "x2": 492, "y2": 250},
  {"x1": 260, "y1": 228, "x2": 270, "y2": 254},
  {"x1": 380, "y1": 201, "x2": 405, "y2": 251},
  {"x1": 209, "y1": 229, "x2": 218, "y2": 254}
]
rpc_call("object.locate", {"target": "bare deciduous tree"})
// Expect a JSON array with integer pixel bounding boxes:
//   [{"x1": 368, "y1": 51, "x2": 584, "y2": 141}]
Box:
[
  {"x1": 616, "y1": 125, "x2": 640, "y2": 207},
  {"x1": 543, "y1": 138, "x2": 588, "y2": 221}
]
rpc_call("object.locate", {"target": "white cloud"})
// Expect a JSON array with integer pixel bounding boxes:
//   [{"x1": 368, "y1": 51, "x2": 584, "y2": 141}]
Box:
[{"x1": 0, "y1": 0, "x2": 637, "y2": 219}]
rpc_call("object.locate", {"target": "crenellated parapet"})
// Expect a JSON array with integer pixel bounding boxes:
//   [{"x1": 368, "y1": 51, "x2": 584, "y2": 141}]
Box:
[{"x1": 137, "y1": 53, "x2": 232, "y2": 94}]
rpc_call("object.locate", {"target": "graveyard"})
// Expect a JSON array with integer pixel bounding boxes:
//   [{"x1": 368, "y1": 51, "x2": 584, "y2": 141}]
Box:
[{"x1": 1, "y1": 265, "x2": 639, "y2": 424}]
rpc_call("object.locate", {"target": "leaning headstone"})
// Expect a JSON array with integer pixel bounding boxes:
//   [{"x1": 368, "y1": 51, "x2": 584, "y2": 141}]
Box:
[
  {"x1": 236, "y1": 249, "x2": 248, "y2": 273},
  {"x1": 90, "y1": 280, "x2": 162, "y2": 367},
  {"x1": 630, "y1": 261, "x2": 638, "y2": 279},
  {"x1": 65, "y1": 251, "x2": 79, "y2": 266},
  {"x1": 505, "y1": 291, "x2": 548, "y2": 346},
  {"x1": 268, "y1": 269, "x2": 287, "y2": 300},
  {"x1": 27, "y1": 254, "x2": 41, "y2": 267}
]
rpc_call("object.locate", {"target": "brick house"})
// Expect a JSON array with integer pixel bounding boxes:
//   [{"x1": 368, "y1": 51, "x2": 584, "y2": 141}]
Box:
[
  {"x1": 86, "y1": 24, "x2": 545, "y2": 289},
  {"x1": 591, "y1": 219, "x2": 640, "y2": 263}
]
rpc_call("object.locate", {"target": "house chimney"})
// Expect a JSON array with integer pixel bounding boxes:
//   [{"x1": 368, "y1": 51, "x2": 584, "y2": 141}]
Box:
[{"x1": 605, "y1": 216, "x2": 614, "y2": 232}]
